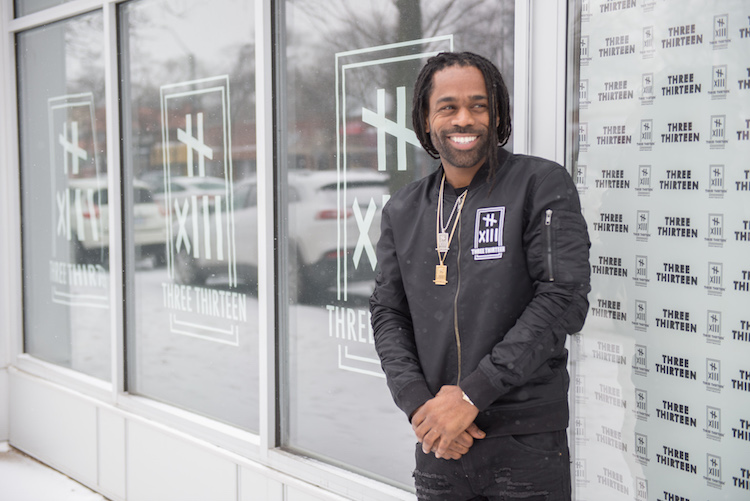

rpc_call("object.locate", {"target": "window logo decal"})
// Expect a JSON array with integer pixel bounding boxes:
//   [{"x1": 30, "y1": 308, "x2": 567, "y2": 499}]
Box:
[
  {"x1": 160, "y1": 75, "x2": 246, "y2": 345},
  {"x1": 48, "y1": 93, "x2": 107, "y2": 309},
  {"x1": 332, "y1": 36, "x2": 453, "y2": 377}
]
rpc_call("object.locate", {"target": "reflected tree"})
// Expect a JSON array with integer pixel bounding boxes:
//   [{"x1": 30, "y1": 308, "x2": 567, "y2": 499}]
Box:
[
  {"x1": 121, "y1": 0, "x2": 256, "y2": 181},
  {"x1": 285, "y1": 0, "x2": 514, "y2": 190}
]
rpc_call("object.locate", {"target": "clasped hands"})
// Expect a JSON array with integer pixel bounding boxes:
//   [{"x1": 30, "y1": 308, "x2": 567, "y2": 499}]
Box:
[{"x1": 411, "y1": 385, "x2": 485, "y2": 460}]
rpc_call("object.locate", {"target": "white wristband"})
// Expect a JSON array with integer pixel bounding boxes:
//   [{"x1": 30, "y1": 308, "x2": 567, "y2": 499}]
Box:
[{"x1": 461, "y1": 391, "x2": 475, "y2": 407}]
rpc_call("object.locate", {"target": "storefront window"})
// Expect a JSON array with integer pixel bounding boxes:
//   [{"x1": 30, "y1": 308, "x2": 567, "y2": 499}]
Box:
[
  {"x1": 14, "y1": 0, "x2": 74, "y2": 18},
  {"x1": 17, "y1": 12, "x2": 110, "y2": 380},
  {"x1": 120, "y1": 0, "x2": 258, "y2": 431},
  {"x1": 279, "y1": 0, "x2": 514, "y2": 486}
]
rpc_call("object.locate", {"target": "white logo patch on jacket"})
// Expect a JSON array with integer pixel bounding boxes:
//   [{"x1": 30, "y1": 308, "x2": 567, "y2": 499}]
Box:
[{"x1": 471, "y1": 207, "x2": 506, "y2": 260}]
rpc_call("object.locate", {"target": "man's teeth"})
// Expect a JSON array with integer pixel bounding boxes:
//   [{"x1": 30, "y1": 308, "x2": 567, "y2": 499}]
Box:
[{"x1": 451, "y1": 136, "x2": 477, "y2": 144}]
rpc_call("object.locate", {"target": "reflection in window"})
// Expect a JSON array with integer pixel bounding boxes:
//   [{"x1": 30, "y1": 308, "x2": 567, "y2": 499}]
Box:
[
  {"x1": 280, "y1": 0, "x2": 514, "y2": 486},
  {"x1": 120, "y1": 0, "x2": 258, "y2": 431},
  {"x1": 14, "y1": 0, "x2": 74, "y2": 18},
  {"x1": 17, "y1": 12, "x2": 110, "y2": 380}
]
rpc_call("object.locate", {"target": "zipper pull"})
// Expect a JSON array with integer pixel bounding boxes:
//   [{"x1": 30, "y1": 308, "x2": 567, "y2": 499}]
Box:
[{"x1": 545, "y1": 209, "x2": 553, "y2": 225}]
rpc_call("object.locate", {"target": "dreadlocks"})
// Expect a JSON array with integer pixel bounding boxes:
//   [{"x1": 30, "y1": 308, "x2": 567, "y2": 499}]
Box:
[{"x1": 412, "y1": 52, "x2": 512, "y2": 184}]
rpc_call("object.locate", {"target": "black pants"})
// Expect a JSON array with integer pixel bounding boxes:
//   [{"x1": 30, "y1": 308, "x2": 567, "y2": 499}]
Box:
[{"x1": 413, "y1": 430, "x2": 571, "y2": 501}]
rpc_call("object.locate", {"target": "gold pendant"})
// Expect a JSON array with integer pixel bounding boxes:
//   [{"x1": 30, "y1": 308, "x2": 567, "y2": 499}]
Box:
[{"x1": 434, "y1": 264, "x2": 447, "y2": 285}]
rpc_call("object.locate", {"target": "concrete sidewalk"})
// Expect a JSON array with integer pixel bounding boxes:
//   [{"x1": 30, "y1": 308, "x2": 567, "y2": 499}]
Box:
[{"x1": 0, "y1": 442, "x2": 108, "y2": 501}]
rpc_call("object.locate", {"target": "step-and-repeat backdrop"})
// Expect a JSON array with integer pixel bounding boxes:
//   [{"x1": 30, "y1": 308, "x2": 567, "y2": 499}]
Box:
[{"x1": 573, "y1": 1, "x2": 749, "y2": 499}]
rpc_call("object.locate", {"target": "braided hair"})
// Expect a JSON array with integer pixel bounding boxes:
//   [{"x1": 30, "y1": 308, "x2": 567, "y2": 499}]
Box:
[{"x1": 412, "y1": 52, "x2": 512, "y2": 182}]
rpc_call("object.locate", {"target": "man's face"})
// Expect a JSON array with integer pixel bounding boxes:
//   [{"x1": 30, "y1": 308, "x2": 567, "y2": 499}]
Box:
[{"x1": 425, "y1": 65, "x2": 494, "y2": 173}]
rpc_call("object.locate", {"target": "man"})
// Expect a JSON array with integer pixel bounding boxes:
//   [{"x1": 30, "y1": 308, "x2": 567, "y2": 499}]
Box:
[{"x1": 370, "y1": 52, "x2": 590, "y2": 500}]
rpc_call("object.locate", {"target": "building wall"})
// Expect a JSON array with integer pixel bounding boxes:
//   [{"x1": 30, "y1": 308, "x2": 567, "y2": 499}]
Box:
[
  {"x1": 570, "y1": 2, "x2": 750, "y2": 498},
  {"x1": 0, "y1": 1, "x2": 575, "y2": 500},
  {"x1": 8, "y1": 369, "x2": 367, "y2": 501}
]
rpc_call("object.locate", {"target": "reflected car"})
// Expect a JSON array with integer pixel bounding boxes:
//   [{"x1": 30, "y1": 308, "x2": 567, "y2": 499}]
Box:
[
  {"x1": 173, "y1": 169, "x2": 389, "y2": 301},
  {"x1": 150, "y1": 175, "x2": 227, "y2": 214},
  {"x1": 66, "y1": 177, "x2": 168, "y2": 264}
]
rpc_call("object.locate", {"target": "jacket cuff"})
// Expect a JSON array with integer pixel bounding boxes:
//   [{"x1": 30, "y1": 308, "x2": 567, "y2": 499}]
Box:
[
  {"x1": 459, "y1": 368, "x2": 501, "y2": 412},
  {"x1": 396, "y1": 379, "x2": 434, "y2": 421}
]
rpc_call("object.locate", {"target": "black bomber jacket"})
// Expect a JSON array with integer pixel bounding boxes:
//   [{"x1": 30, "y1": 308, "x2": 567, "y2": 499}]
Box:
[{"x1": 370, "y1": 148, "x2": 591, "y2": 437}]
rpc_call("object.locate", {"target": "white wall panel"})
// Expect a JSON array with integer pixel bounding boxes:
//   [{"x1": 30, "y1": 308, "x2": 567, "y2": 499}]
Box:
[
  {"x1": 127, "y1": 421, "x2": 237, "y2": 501},
  {"x1": 98, "y1": 408, "x2": 126, "y2": 500},
  {"x1": 286, "y1": 486, "x2": 328, "y2": 501},
  {"x1": 240, "y1": 467, "x2": 283, "y2": 501},
  {"x1": 8, "y1": 370, "x2": 97, "y2": 486},
  {"x1": 0, "y1": 368, "x2": 7, "y2": 441}
]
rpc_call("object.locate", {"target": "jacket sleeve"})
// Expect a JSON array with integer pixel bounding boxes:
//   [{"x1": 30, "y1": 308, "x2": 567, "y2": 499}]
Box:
[
  {"x1": 370, "y1": 206, "x2": 434, "y2": 420},
  {"x1": 459, "y1": 166, "x2": 591, "y2": 411}
]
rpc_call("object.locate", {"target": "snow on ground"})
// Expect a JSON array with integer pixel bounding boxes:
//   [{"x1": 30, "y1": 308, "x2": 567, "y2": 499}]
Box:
[{"x1": 0, "y1": 442, "x2": 107, "y2": 501}]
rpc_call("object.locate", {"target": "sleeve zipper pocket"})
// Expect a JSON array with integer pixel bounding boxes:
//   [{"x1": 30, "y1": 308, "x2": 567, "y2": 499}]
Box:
[{"x1": 545, "y1": 209, "x2": 554, "y2": 282}]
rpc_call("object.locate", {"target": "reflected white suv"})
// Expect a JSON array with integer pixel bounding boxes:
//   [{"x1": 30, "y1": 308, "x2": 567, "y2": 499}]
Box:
[
  {"x1": 173, "y1": 169, "x2": 389, "y2": 300},
  {"x1": 66, "y1": 177, "x2": 168, "y2": 264},
  {"x1": 150, "y1": 175, "x2": 227, "y2": 215}
]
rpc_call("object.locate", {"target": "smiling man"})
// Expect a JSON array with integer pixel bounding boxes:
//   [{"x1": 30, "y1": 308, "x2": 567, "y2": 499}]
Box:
[{"x1": 370, "y1": 52, "x2": 591, "y2": 500}]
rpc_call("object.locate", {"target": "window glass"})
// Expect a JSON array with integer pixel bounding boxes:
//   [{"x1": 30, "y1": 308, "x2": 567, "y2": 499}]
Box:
[
  {"x1": 14, "y1": 0, "x2": 74, "y2": 18},
  {"x1": 120, "y1": 0, "x2": 258, "y2": 431},
  {"x1": 17, "y1": 12, "x2": 110, "y2": 380},
  {"x1": 280, "y1": 0, "x2": 514, "y2": 486}
]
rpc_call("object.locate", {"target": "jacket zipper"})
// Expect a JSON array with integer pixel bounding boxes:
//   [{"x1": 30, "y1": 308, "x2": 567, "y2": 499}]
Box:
[
  {"x1": 454, "y1": 213, "x2": 463, "y2": 383},
  {"x1": 545, "y1": 209, "x2": 554, "y2": 282}
]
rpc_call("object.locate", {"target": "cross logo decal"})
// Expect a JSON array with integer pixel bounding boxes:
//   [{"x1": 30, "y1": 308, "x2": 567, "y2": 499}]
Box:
[
  {"x1": 59, "y1": 121, "x2": 88, "y2": 175},
  {"x1": 362, "y1": 87, "x2": 420, "y2": 172},
  {"x1": 177, "y1": 112, "x2": 213, "y2": 177}
]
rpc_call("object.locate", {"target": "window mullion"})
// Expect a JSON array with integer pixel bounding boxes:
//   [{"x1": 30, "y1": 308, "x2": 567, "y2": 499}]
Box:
[
  {"x1": 513, "y1": 0, "x2": 531, "y2": 154},
  {"x1": 103, "y1": 1, "x2": 124, "y2": 400},
  {"x1": 1, "y1": 0, "x2": 23, "y2": 369},
  {"x1": 256, "y1": 0, "x2": 277, "y2": 456}
]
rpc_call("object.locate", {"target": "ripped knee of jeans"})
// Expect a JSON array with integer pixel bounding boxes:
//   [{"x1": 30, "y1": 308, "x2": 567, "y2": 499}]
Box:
[
  {"x1": 413, "y1": 469, "x2": 453, "y2": 497},
  {"x1": 494, "y1": 468, "x2": 550, "y2": 500}
]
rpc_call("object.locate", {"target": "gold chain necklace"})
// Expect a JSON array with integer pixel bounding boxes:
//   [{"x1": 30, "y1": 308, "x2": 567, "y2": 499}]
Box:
[{"x1": 434, "y1": 173, "x2": 467, "y2": 285}]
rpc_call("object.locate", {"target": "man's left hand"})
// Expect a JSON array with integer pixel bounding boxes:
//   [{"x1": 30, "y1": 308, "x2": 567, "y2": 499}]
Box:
[{"x1": 411, "y1": 385, "x2": 480, "y2": 458}]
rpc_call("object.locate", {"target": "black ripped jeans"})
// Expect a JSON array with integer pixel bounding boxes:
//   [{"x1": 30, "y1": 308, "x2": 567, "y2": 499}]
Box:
[{"x1": 413, "y1": 430, "x2": 571, "y2": 501}]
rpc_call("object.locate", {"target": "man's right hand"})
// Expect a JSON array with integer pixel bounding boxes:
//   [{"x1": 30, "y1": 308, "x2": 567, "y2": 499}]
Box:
[
  {"x1": 412, "y1": 386, "x2": 481, "y2": 457},
  {"x1": 425, "y1": 423, "x2": 486, "y2": 460}
]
